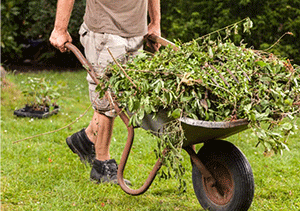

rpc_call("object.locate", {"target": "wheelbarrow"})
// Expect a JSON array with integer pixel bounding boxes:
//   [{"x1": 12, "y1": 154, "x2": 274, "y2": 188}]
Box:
[{"x1": 65, "y1": 36, "x2": 255, "y2": 211}]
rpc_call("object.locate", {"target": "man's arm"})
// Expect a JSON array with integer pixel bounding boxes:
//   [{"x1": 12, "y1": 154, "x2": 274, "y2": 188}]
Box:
[
  {"x1": 148, "y1": 0, "x2": 161, "y2": 51},
  {"x1": 49, "y1": 0, "x2": 75, "y2": 52},
  {"x1": 148, "y1": 0, "x2": 161, "y2": 34}
]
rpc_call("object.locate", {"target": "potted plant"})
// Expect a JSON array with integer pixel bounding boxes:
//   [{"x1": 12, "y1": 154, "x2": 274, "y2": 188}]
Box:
[{"x1": 14, "y1": 77, "x2": 64, "y2": 118}]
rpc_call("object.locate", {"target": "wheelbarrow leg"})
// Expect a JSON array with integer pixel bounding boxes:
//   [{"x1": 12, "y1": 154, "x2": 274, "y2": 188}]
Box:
[{"x1": 115, "y1": 106, "x2": 163, "y2": 196}]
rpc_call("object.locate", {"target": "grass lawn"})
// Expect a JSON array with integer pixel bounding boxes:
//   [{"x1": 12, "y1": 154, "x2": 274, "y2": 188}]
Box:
[{"x1": 1, "y1": 70, "x2": 299, "y2": 210}]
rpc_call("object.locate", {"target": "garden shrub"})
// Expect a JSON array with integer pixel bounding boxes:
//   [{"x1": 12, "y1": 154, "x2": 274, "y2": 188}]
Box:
[
  {"x1": 1, "y1": 0, "x2": 85, "y2": 64},
  {"x1": 161, "y1": 0, "x2": 300, "y2": 64}
]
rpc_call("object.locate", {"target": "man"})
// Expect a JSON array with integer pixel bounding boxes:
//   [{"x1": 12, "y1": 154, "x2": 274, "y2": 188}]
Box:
[{"x1": 49, "y1": 0, "x2": 161, "y2": 184}]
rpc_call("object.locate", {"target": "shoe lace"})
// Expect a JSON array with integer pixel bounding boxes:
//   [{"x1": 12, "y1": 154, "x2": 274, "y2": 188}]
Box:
[{"x1": 105, "y1": 162, "x2": 118, "y2": 178}]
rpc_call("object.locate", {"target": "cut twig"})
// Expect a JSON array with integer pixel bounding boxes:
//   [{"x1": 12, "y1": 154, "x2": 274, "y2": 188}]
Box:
[
  {"x1": 13, "y1": 102, "x2": 93, "y2": 144},
  {"x1": 106, "y1": 47, "x2": 140, "y2": 91},
  {"x1": 264, "y1": 32, "x2": 294, "y2": 51}
]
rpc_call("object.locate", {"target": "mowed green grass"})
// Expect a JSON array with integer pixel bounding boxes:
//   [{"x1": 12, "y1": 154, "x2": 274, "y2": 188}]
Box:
[{"x1": 1, "y1": 70, "x2": 299, "y2": 210}]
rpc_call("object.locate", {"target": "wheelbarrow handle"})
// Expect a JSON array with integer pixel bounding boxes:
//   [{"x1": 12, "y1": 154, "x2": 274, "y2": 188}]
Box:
[
  {"x1": 64, "y1": 42, "x2": 163, "y2": 196},
  {"x1": 146, "y1": 34, "x2": 179, "y2": 51},
  {"x1": 65, "y1": 42, "x2": 100, "y2": 85}
]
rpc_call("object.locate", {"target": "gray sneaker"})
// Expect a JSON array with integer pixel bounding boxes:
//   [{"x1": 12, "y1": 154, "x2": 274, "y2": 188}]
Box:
[
  {"x1": 66, "y1": 128, "x2": 95, "y2": 165},
  {"x1": 90, "y1": 159, "x2": 132, "y2": 186}
]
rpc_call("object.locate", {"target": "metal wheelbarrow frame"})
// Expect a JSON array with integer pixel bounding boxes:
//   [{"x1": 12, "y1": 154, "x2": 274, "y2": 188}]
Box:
[{"x1": 65, "y1": 37, "x2": 255, "y2": 211}]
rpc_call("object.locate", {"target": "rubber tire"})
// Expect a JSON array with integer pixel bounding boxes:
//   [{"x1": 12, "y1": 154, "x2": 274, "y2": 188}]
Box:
[{"x1": 192, "y1": 140, "x2": 254, "y2": 211}]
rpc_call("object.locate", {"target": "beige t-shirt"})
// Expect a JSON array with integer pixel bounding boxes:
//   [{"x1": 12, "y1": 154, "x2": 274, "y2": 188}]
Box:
[{"x1": 84, "y1": 0, "x2": 148, "y2": 37}]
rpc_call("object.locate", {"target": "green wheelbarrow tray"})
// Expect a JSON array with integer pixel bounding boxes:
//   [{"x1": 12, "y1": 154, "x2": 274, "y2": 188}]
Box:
[
  {"x1": 181, "y1": 117, "x2": 249, "y2": 146},
  {"x1": 65, "y1": 41, "x2": 254, "y2": 210},
  {"x1": 140, "y1": 109, "x2": 249, "y2": 147}
]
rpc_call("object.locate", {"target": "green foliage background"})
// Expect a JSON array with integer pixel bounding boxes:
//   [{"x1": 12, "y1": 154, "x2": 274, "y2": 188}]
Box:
[
  {"x1": 1, "y1": 0, "x2": 85, "y2": 63},
  {"x1": 1, "y1": 0, "x2": 300, "y2": 64},
  {"x1": 161, "y1": 0, "x2": 300, "y2": 64}
]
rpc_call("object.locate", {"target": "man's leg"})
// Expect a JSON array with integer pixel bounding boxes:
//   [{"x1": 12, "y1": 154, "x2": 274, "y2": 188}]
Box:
[
  {"x1": 93, "y1": 112, "x2": 114, "y2": 161},
  {"x1": 84, "y1": 111, "x2": 100, "y2": 145},
  {"x1": 89, "y1": 111, "x2": 133, "y2": 185},
  {"x1": 85, "y1": 111, "x2": 114, "y2": 161}
]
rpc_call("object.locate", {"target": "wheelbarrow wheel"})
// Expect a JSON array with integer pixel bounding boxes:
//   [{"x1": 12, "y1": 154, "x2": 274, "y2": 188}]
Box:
[{"x1": 192, "y1": 140, "x2": 254, "y2": 211}]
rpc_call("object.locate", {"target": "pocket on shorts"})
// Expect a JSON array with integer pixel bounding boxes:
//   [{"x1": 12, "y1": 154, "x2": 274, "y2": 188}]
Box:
[{"x1": 79, "y1": 23, "x2": 90, "y2": 47}]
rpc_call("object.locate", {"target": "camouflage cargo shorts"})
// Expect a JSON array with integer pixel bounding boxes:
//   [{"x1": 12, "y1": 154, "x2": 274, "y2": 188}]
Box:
[{"x1": 79, "y1": 22, "x2": 144, "y2": 117}]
